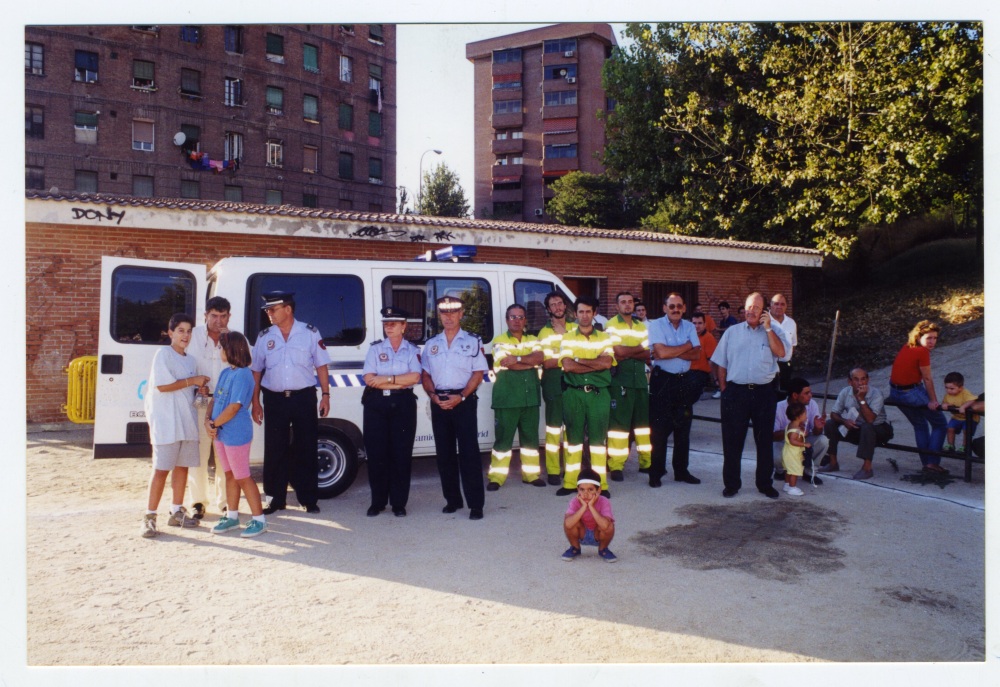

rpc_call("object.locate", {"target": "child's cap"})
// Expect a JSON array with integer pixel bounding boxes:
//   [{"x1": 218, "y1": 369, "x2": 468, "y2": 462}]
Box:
[{"x1": 577, "y1": 467, "x2": 601, "y2": 487}]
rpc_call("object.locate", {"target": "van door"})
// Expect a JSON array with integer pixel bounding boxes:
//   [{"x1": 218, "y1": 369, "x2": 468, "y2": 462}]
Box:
[{"x1": 94, "y1": 257, "x2": 206, "y2": 457}]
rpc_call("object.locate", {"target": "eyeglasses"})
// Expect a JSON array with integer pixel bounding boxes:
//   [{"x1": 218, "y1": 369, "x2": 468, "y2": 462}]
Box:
[
  {"x1": 507, "y1": 315, "x2": 526, "y2": 320},
  {"x1": 666, "y1": 304, "x2": 684, "y2": 310}
]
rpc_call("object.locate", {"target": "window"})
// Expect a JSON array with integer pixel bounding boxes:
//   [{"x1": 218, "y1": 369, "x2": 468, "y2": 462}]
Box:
[
  {"x1": 266, "y1": 86, "x2": 284, "y2": 115},
  {"x1": 606, "y1": 97, "x2": 617, "y2": 112},
  {"x1": 74, "y1": 50, "x2": 98, "y2": 83},
  {"x1": 544, "y1": 64, "x2": 577, "y2": 80},
  {"x1": 74, "y1": 111, "x2": 98, "y2": 144},
  {"x1": 339, "y1": 152, "x2": 354, "y2": 180},
  {"x1": 492, "y1": 201, "x2": 523, "y2": 219},
  {"x1": 224, "y1": 26, "x2": 244, "y2": 53},
  {"x1": 266, "y1": 139, "x2": 283, "y2": 167},
  {"x1": 109, "y1": 265, "x2": 197, "y2": 345},
  {"x1": 180, "y1": 179, "x2": 200, "y2": 199},
  {"x1": 132, "y1": 60, "x2": 155, "y2": 89},
  {"x1": 224, "y1": 185, "x2": 242, "y2": 202},
  {"x1": 132, "y1": 25, "x2": 160, "y2": 34},
  {"x1": 493, "y1": 73, "x2": 521, "y2": 90},
  {"x1": 303, "y1": 145, "x2": 318, "y2": 173},
  {"x1": 133, "y1": 175, "x2": 153, "y2": 197},
  {"x1": 543, "y1": 39, "x2": 577, "y2": 54},
  {"x1": 339, "y1": 55, "x2": 353, "y2": 82},
  {"x1": 180, "y1": 68, "x2": 201, "y2": 96},
  {"x1": 75, "y1": 170, "x2": 97, "y2": 193},
  {"x1": 512, "y1": 130, "x2": 524, "y2": 139},
  {"x1": 224, "y1": 131, "x2": 243, "y2": 161},
  {"x1": 544, "y1": 90, "x2": 577, "y2": 107},
  {"x1": 265, "y1": 190, "x2": 283, "y2": 205},
  {"x1": 497, "y1": 130, "x2": 524, "y2": 139},
  {"x1": 493, "y1": 48, "x2": 522, "y2": 64},
  {"x1": 381, "y1": 276, "x2": 493, "y2": 344},
  {"x1": 25, "y1": 42, "x2": 44, "y2": 76},
  {"x1": 248, "y1": 273, "x2": 366, "y2": 347},
  {"x1": 368, "y1": 110, "x2": 382, "y2": 137},
  {"x1": 180, "y1": 124, "x2": 200, "y2": 152},
  {"x1": 368, "y1": 157, "x2": 383, "y2": 183},
  {"x1": 369, "y1": 24, "x2": 384, "y2": 43},
  {"x1": 224, "y1": 77, "x2": 242, "y2": 106},
  {"x1": 338, "y1": 103, "x2": 353, "y2": 130},
  {"x1": 493, "y1": 180, "x2": 521, "y2": 191},
  {"x1": 303, "y1": 94, "x2": 319, "y2": 121},
  {"x1": 303, "y1": 43, "x2": 319, "y2": 72},
  {"x1": 493, "y1": 100, "x2": 521, "y2": 115},
  {"x1": 26, "y1": 166, "x2": 45, "y2": 190},
  {"x1": 180, "y1": 26, "x2": 201, "y2": 44},
  {"x1": 545, "y1": 143, "x2": 577, "y2": 159},
  {"x1": 303, "y1": 193, "x2": 318, "y2": 208},
  {"x1": 265, "y1": 33, "x2": 285, "y2": 62},
  {"x1": 515, "y1": 279, "x2": 563, "y2": 335},
  {"x1": 132, "y1": 120, "x2": 154, "y2": 151},
  {"x1": 26, "y1": 105, "x2": 44, "y2": 139}
]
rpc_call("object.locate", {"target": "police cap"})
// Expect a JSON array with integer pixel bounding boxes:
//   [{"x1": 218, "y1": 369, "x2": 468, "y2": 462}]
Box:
[
  {"x1": 435, "y1": 295, "x2": 464, "y2": 313},
  {"x1": 261, "y1": 291, "x2": 295, "y2": 309},
  {"x1": 380, "y1": 306, "x2": 410, "y2": 322}
]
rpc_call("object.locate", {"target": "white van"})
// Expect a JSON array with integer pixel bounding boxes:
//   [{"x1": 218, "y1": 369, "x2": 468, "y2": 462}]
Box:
[{"x1": 95, "y1": 250, "x2": 575, "y2": 497}]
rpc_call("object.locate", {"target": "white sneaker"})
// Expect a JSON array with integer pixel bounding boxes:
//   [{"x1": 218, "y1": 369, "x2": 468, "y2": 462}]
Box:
[
  {"x1": 141, "y1": 513, "x2": 158, "y2": 538},
  {"x1": 712, "y1": 390, "x2": 722, "y2": 399},
  {"x1": 786, "y1": 485, "x2": 804, "y2": 496}
]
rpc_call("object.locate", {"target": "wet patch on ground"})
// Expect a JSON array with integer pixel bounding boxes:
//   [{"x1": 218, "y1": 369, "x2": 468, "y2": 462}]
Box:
[
  {"x1": 631, "y1": 500, "x2": 848, "y2": 581},
  {"x1": 899, "y1": 471, "x2": 957, "y2": 489}
]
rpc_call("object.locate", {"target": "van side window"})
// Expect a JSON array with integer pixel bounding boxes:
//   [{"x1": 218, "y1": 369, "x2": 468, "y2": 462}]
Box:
[
  {"x1": 382, "y1": 276, "x2": 493, "y2": 344},
  {"x1": 514, "y1": 279, "x2": 560, "y2": 335},
  {"x1": 246, "y1": 273, "x2": 366, "y2": 347},
  {"x1": 110, "y1": 266, "x2": 197, "y2": 344}
]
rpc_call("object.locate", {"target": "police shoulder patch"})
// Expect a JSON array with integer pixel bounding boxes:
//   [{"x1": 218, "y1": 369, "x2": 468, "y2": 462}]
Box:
[
  {"x1": 371, "y1": 339, "x2": 383, "y2": 346},
  {"x1": 259, "y1": 326, "x2": 270, "y2": 336},
  {"x1": 306, "y1": 323, "x2": 317, "y2": 331}
]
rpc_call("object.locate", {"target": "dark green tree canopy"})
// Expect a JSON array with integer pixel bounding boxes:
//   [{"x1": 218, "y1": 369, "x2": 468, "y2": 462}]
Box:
[
  {"x1": 419, "y1": 163, "x2": 471, "y2": 218},
  {"x1": 602, "y1": 22, "x2": 983, "y2": 256},
  {"x1": 546, "y1": 172, "x2": 635, "y2": 228}
]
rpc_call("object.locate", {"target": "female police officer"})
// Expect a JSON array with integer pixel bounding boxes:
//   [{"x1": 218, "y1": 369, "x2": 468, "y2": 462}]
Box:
[{"x1": 361, "y1": 307, "x2": 422, "y2": 517}]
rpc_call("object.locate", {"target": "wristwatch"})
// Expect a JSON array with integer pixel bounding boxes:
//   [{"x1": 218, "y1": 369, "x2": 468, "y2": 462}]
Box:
[
  {"x1": 516, "y1": 356, "x2": 522, "y2": 363},
  {"x1": 209, "y1": 421, "x2": 217, "y2": 430},
  {"x1": 859, "y1": 400, "x2": 867, "y2": 406}
]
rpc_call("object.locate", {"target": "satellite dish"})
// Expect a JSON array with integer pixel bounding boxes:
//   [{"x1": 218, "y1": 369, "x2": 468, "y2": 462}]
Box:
[
  {"x1": 173, "y1": 132, "x2": 186, "y2": 146},
  {"x1": 559, "y1": 69, "x2": 567, "y2": 76}
]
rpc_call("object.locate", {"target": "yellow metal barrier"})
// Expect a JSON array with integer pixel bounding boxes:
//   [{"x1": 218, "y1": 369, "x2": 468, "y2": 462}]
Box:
[{"x1": 63, "y1": 355, "x2": 98, "y2": 424}]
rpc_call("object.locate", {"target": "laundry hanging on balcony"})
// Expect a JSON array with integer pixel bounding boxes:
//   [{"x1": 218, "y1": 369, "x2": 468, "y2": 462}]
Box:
[{"x1": 186, "y1": 150, "x2": 239, "y2": 173}]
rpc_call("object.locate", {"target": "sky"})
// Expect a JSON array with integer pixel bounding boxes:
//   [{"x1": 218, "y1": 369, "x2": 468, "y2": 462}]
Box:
[{"x1": 395, "y1": 23, "x2": 629, "y2": 213}]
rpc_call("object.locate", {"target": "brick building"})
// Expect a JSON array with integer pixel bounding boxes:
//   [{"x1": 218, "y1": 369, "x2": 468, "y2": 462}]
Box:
[
  {"x1": 25, "y1": 24, "x2": 396, "y2": 211},
  {"x1": 25, "y1": 191, "x2": 821, "y2": 424},
  {"x1": 466, "y1": 24, "x2": 616, "y2": 223}
]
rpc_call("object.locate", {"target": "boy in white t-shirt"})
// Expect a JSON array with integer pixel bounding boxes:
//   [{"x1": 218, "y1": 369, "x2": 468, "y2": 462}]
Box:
[{"x1": 141, "y1": 313, "x2": 209, "y2": 538}]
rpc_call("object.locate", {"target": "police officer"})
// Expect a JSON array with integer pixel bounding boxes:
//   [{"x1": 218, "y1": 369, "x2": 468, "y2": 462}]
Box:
[
  {"x1": 487, "y1": 304, "x2": 545, "y2": 490},
  {"x1": 362, "y1": 307, "x2": 422, "y2": 517},
  {"x1": 421, "y1": 295, "x2": 488, "y2": 520},
  {"x1": 250, "y1": 291, "x2": 331, "y2": 514},
  {"x1": 605, "y1": 291, "x2": 652, "y2": 481},
  {"x1": 537, "y1": 292, "x2": 576, "y2": 486},
  {"x1": 557, "y1": 296, "x2": 617, "y2": 496}
]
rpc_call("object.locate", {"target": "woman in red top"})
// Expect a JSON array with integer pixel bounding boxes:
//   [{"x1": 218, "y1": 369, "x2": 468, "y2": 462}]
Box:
[{"x1": 889, "y1": 320, "x2": 947, "y2": 472}]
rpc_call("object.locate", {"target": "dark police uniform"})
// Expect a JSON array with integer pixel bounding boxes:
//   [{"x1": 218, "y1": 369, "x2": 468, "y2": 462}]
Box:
[
  {"x1": 421, "y1": 296, "x2": 488, "y2": 516},
  {"x1": 362, "y1": 307, "x2": 422, "y2": 515},
  {"x1": 250, "y1": 292, "x2": 330, "y2": 511}
]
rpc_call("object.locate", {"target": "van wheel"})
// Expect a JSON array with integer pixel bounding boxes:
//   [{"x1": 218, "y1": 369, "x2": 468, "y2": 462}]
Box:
[{"x1": 316, "y1": 430, "x2": 359, "y2": 499}]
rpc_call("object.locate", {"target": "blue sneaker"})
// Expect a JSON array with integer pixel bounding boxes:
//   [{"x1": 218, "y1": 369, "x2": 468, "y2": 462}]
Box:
[
  {"x1": 241, "y1": 519, "x2": 267, "y2": 538},
  {"x1": 561, "y1": 546, "x2": 581, "y2": 561},
  {"x1": 212, "y1": 516, "x2": 241, "y2": 534},
  {"x1": 598, "y1": 548, "x2": 618, "y2": 563}
]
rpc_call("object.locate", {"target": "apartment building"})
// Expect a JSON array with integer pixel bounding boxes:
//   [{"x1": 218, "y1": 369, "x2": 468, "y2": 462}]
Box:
[
  {"x1": 25, "y1": 24, "x2": 396, "y2": 211},
  {"x1": 466, "y1": 23, "x2": 616, "y2": 223}
]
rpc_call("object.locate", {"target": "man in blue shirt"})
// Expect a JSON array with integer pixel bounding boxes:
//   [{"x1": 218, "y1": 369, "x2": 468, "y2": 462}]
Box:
[
  {"x1": 647, "y1": 293, "x2": 702, "y2": 487},
  {"x1": 710, "y1": 292, "x2": 791, "y2": 499}
]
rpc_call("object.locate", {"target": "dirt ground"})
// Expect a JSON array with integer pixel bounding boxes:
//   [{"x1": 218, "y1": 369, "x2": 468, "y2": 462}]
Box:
[{"x1": 6, "y1": 336, "x2": 998, "y2": 686}]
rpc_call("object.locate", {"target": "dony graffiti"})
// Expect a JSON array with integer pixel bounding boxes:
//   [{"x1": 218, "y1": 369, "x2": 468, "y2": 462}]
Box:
[{"x1": 72, "y1": 206, "x2": 126, "y2": 224}]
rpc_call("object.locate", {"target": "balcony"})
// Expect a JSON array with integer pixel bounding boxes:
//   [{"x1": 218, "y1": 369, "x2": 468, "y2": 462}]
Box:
[
  {"x1": 491, "y1": 187, "x2": 523, "y2": 203},
  {"x1": 491, "y1": 112, "x2": 523, "y2": 129},
  {"x1": 492, "y1": 164, "x2": 523, "y2": 180},
  {"x1": 543, "y1": 51, "x2": 577, "y2": 67},
  {"x1": 492, "y1": 61, "x2": 523, "y2": 77},
  {"x1": 491, "y1": 138, "x2": 524, "y2": 155},
  {"x1": 542, "y1": 103, "x2": 578, "y2": 119},
  {"x1": 542, "y1": 158, "x2": 578, "y2": 174},
  {"x1": 492, "y1": 86, "x2": 523, "y2": 101},
  {"x1": 542, "y1": 131, "x2": 577, "y2": 146}
]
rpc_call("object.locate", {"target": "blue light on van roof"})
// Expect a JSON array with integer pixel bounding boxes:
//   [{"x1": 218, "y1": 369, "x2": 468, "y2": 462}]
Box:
[{"x1": 414, "y1": 245, "x2": 477, "y2": 262}]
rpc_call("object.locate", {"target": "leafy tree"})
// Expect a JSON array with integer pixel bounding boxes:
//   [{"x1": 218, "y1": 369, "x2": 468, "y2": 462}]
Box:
[
  {"x1": 396, "y1": 186, "x2": 412, "y2": 215},
  {"x1": 418, "y1": 163, "x2": 471, "y2": 218},
  {"x1": 603, "y1": 22, "x2": 983, "y2": 257},
  {"x1": 546, "y1": 172, "x2": 635, "y2": 228}
]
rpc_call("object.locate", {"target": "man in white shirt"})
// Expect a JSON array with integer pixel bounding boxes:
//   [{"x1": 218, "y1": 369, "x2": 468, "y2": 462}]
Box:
[
  {"x1": 769, "y1": 294, "x2": 797, "y2": 396},
  {"x1": 187, "y1": 296, "x2": 232, "y2": 518}
]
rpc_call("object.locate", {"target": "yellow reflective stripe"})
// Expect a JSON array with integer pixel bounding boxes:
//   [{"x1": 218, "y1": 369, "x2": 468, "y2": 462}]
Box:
[
  {"x1": 633, "y1": 427, "x2": 651, "y2": 437},
  {"x1": 607, "y1": 430, "x2": 630, "y2": 439},
  {"x1": 565, "y1": 461, "x2": 582, "y2": 472},
  {"x1": 521, "y1": 464, "x2": 541, "y2": 474},
  {"x1": 636, "y1": 442, "x2": 652, "y2": 452},
  {"x1": 491, "y1": 449, "x2": 513, "y2": 460},
  {"x1": 545, "y1": 443, "x2": 562, "y2": 453},
  {"x1": 591, "y1": 464, "x2": 606, "y2": 474},
  {"x1": 520, "y1": 448, "x2": 539, "y2": 457},
  {"x1": 488, "y1": 466, "x2": 509, "y2": 476},
  {"x1": 606, "y1": 447, "x2": 630, "y2": 457}
]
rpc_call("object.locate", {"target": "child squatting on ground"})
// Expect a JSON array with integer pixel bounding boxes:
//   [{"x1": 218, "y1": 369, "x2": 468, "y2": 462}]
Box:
[
  {"x1": 142, "y1": 313, "x2": 210, "y2": 538},
  {"x1": 782, "y1": 401, "x2": 811, "y2": 497},
  {"x1": 942, "y1": 371, "x2": 980, "y2": 452},
  {"x1": 562, "y1": 467, "x2": 617, "y2": 562},
  {"x1": 206, "y1": 331, "x2": 268, "y2": 538}
]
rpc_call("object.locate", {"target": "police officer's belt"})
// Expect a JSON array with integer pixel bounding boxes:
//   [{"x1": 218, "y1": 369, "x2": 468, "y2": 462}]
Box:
[
  {"x1": 435, "y1": 388, "x2": 465, "y2": 395},
  {"x1": 263, "y1": 387, "x2": 315, "y2": 398},
  {"x1": 566, "y1": 383, "x2": 601, "y2": 394}
]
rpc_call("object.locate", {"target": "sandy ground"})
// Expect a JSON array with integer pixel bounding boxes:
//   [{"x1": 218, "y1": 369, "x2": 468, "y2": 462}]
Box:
[{"x1": 7, "y1": 336, "x2": 997, "y2": 686}]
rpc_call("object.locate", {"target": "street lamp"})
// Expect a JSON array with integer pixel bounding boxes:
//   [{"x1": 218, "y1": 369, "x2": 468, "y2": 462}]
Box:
[{"x1": 418, "y1": 148, "x2": 442, "y2": 214}]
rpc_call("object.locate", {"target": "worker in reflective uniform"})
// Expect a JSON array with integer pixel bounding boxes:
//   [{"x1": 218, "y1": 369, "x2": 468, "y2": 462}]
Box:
[
  {"x1": 537, "y1": 292, "x2": 576, "y2": 486},
  {"x1": 362, "y1": 307, "x2": 422, "y2": 518},
  {"x1": 605, "y1": 291, "x2": 651, "y2": 481},
  {"x1": 557, "y1": 296, "x2": 617, "y2": 496},
  {"x1": 421, "y1": 295, "x2": 489, "y2": 520},
  {"x1": 487, "y1": 304, "x2": 545, "y2": 490}
]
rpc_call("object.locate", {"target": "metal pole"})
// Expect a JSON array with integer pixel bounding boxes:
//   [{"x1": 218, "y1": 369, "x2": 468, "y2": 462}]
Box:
[{"x1": 821, "y1": 310, "x2": 841, "y2": 417}]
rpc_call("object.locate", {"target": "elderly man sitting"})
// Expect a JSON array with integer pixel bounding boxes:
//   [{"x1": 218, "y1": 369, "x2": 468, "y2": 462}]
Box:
[
  {"x1": 819, "y1": 367, "x2": 894, "y2": 480},
  {"x1": 773, "y1": 378, "x2": 828, "y2": 485}
]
